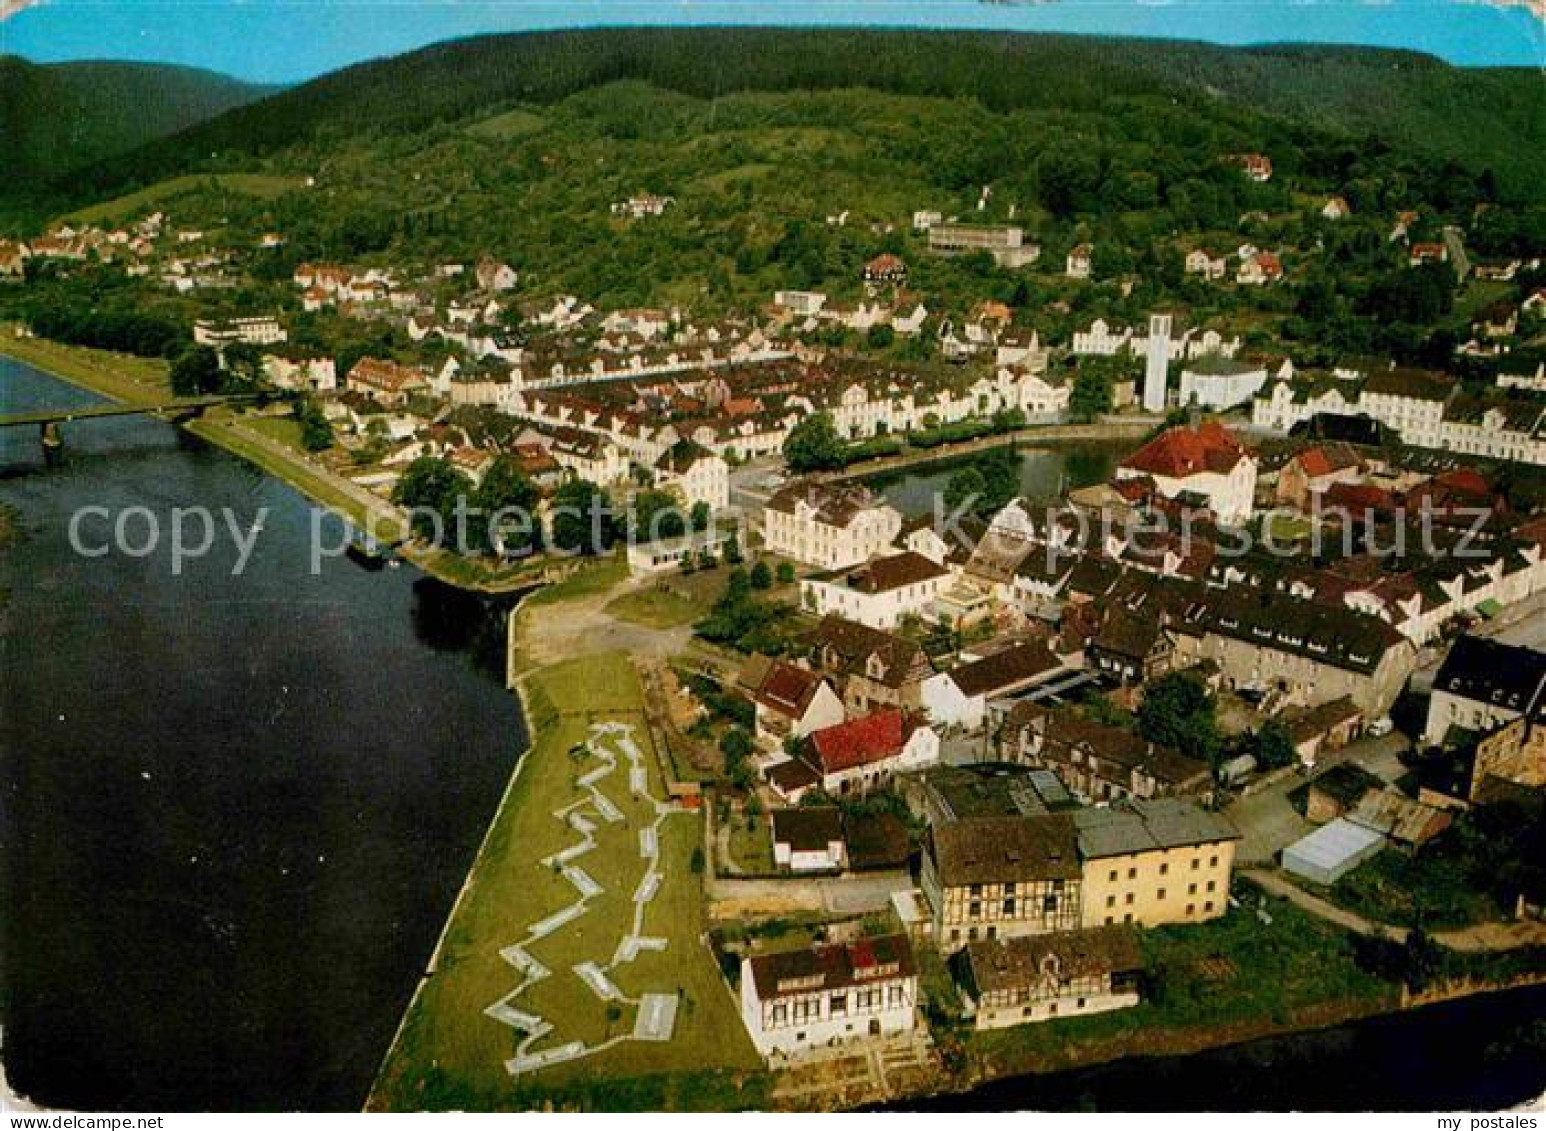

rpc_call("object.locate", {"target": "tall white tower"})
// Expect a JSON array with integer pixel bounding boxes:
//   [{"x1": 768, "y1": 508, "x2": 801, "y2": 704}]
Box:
[{"x1": 1144, "y1": 313, "x2": 1172, "y2": 415}]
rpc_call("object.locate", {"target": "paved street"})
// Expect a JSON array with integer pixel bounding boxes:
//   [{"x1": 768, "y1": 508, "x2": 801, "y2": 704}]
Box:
[{"x1": 1226, "y1": 731, "x2": 1411, "y2": 867}]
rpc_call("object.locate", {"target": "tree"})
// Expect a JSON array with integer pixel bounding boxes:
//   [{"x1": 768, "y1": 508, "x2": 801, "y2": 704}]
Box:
[
  {"x1": 1070, "y1": 365, "x2": 1114, "y2": 422},
  {"x1": 473, "y1": 456, "x2": 540, "y2": 555},
  {"x1": 294, "y1": 394, "x2": 333, "y2": 452},
  {"x1": 750, "y1": 560, "x2": 773, "y2": 590},
  {"x1": 628, "y1": 489, "x2": 686, "y2": 543},
  {"x1": 776, "y1": 562, "x2": 795, "y2": 585},
  {"x1": 1253, "y1": 720, "x2": 1297, "y2": 770},
  {"x1": 689, "y1": 500, "x2": 712, "y2": 531},
  {"x1": 783, "y1": 412, "x2": 846, "y2": 473},
  {"x1": 1036, "y1": 144, "x2": 1102, "y2": 218},
  {"x1": 866, "y1": 323, "x2": 896, "y2": 350},
  {"x1": 170, "y1": 346, "x2": 223, "y2": 396},
  {"x1": 391, "y1": 457, "x2": 473, "y2": 545},
  {"x1": 551, "y1": 479, "x2": 613, "y2": 555},
  {"x1": 720, "y1": 727, "x2": 754, "y2": 763},
  {"x1": 1138, "y1": 671, "x2": 1221, "y2": 767},
  {"x1": 943, "y1": 466, "x2": 987, "y2": 515}
]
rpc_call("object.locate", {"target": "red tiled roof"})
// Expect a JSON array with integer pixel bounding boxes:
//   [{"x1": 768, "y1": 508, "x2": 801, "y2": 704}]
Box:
[
  {"x1": 810, "y1": 709, "x2": 905, "y2": 773},
  {"x1": 1120, "y1": 421, "x2": 1248, "y2": 479}
]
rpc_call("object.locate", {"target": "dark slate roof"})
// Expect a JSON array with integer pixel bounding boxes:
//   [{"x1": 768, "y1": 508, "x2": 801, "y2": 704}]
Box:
[
  {"x1": 948, "y1": 640, "x2": 1064, "y2": 698},
  {"x1": 930, "y1": 814, "x2": 1081, "y2": 885},
  {"x1": 1433, "y1": 635, "x2": 1546, "y2": 714},
  {"x1": 771, "y1": 806, "x2": 844, "y2": 853},
  {"x1": 965, "y1": 926, "x2": 1143, "y2": 994}
]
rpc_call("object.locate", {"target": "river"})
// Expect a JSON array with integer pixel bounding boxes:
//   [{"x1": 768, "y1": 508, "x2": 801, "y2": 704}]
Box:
[
  {"x1": 0, "y1": 358, "x2": 527, "y2": 1110},
  {"x1": 892, "y1": 985, "x2": 1546, "y2": 1112},
  {"x1": 868, "y1": 441, "x2": 1125, "y2": 516}
]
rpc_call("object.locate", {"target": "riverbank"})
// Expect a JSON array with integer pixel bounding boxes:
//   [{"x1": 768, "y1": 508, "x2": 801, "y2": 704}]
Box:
[
  {"x1": 367, "y1": 645, "x2": 763, "y2": 1111},
  {"x1": 0, "y1": 332, "x2": 547, "y2": 594}
]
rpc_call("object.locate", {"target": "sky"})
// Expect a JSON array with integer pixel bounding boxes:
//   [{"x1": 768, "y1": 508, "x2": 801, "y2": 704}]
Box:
[{"x1": 0, "y1": 0, "x2": 1541, "y2": 83}]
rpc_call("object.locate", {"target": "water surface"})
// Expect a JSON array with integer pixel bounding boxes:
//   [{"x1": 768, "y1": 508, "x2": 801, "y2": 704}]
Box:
[{"x1": 0, "y1": 358, "x2": 526, "y2": 1110}]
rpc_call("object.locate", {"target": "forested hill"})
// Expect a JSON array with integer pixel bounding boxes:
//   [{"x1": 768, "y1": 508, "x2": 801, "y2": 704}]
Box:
[
  {"x1": 1, "y1": 57, "x2": 273, "y2": 189},
  {"x1": 27, "y1": 28, "x2": 1546, "y2": 214}
]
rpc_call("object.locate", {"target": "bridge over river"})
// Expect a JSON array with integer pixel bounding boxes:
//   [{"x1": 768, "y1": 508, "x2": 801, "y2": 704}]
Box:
[{"x1": 0, "y1": 394, "x2": 258, "y2": 456}]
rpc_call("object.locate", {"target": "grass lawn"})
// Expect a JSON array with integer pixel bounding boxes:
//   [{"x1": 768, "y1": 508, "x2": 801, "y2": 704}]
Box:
[
  {"x1": 0, "y1": 329, "x2": 171, "y2": 405},
  {"x1": 604, "y1": 586, "x2": 706, "y2": 630},
  {"x1": 244, "y1": 413, "x2": 308, "y2": 453},
  {"x1": 59, "y1": 173, "x2": 304, "y2": 225},
  {"x1": 1326, "y1": 842, "x2": 1506, "y2": 931},
  {"x1": 466, "y1": 108, "x2": 548, "y2": 139},
  {"x1": 522, "y1": 554, "x2": 630, "y2": 609},
  {"x1": 370, "y1": 652, "x2": 763, "y2": 1112},
  {"x1": 966, "y1": 882, "x2": 1397, "y2": 1077},
  {"x1": 1265, "y1": 513, "x2": 1313, "y2": 544},
  {"x1": 726, "y1": 813, "x2": 775, "y2": 874}
]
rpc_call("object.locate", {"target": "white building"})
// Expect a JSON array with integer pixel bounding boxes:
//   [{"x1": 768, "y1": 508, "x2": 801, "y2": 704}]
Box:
[
  {"x1": 653, "y1": 441, "x2": 730, "y2": 512},
  {"x1": 625, "y1": 528, "x2": 733, "y2": 576},
  {"x1": 261, "y1": 353, "x2": 336, "y2": 392},
  {"x1": 1177, "y1": 357, "x2": 1269, "y2": 411},
  {"x1": 800, "y1": 551, "x2": 951, "y2": 630},
  {"x1": 806, "y1": 709, "x2": 941, "y2": 796},
  {"x1": 771, "y1": 807, "x2": 847, "y2": 872},
  {"x1": 1423, "y1": 636, "x2": 1546, "y2": 745},
  {"x1": 193, "y1": 315, "x2": 287, "y2": 347},
  {"x1": 921, "y1": 640, "x2": 1067, "y2": 732},
  {"x1": 739, "y1": 934, "x2": 918, "y2": 1060},
  {"x1": 762, "y1": 481, "x2": 903, "y2": 571},
  {"x1": 1115, "y1": 421, "x2": 1258, "y2": 525},
  {"x1": 1143, "y1": 314, "x2": 1171, "y2": 415}
]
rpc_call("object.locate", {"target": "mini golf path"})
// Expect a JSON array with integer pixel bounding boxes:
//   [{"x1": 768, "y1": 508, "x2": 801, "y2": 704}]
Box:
[{"x1": 484, "y1": 721, "x2": 688, "y2": 1076}]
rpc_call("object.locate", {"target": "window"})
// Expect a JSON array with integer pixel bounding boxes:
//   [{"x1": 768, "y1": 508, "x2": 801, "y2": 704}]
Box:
[
  {"x1": 969, "y1": 901, "x2": 982, "y2": 918},
  {"x1": 1127, "y1": 867, "x2": 1137, "y2": 880},
  {"x1": 1159, "y1": 863, "x2": 1169, "y2": 876},
  {"x1": 888, "y1": 984, "x2": 904, "y2": 1006},
  {"x1": 1125, "y1": 893, "x2": 1134, "y2": 905},
  {"x1": 1105, "y1": 895, "x2": 1116, "y2": 909},
  {"x1": 772, "y1": 1004, "x2": 788, "y2": 1024},
  {"x1": 1204, "y1": 900, "x2": 1214, "y2": 912},
  {"x1": 969, "y1": 883, "x2": 983, "y2": 897},
  {"x1": 830, "y1": 994, "x2": 847, "y2": 1017},
  {"x1": 1209, "y1": 855, "x2": 1219, "y2": 867},
  {"x1": 1191, "y1": 858, "x2": 1200, "y2": 871},
  {"x1": 1124, "y1": 913, "x2": 1133, "y2": 924},
  {"x1": 1003, "y1": 899, "x2": 1016, "y2": 915},
  {"x1": 1043, "y1": 894, "x2": 1058, "y2": 913},
  {"x1": 1207, "y1": 880, "x2": 1217, "y2": 893},
  {"x1": 1104, "y1": 916, "x2": 1114, "y2": 926},
  {"x1": 1158, "y1": 888, "x2": 1166, "y2": 901},
  {"x1": 1186, "y1": 903, "x2": 1195, "y2": 915},
  {"x1": 1108, "y1": 869, "x2": 1118, "y2": 882}
]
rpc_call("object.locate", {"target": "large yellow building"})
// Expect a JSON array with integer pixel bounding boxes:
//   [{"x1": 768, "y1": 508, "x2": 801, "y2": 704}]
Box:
[{"x1": 1073, "y1": 800, "x2": 1240, "y2": 929}]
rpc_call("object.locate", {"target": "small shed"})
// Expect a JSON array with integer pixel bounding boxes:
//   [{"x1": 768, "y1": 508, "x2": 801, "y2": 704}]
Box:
[{"x1": 1282, "y1": 818, "x2": 1385, "y2": 885}]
